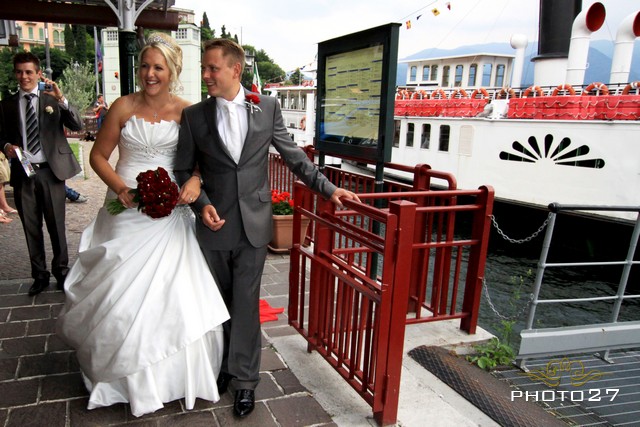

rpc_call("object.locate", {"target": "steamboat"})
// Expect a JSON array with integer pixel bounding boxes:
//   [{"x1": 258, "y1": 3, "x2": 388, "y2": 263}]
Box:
[{"x1": 268, "y1": 0, "x2": 640, "y2": 223}]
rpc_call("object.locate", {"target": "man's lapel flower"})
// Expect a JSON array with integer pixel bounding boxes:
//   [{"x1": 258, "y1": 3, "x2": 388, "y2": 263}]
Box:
[
  {"x1": 45, "y1": 106, "x2": 54, "y2": 114},
  {"x1": 245, "y1": 93, "x2": 261, "y2": 114}
]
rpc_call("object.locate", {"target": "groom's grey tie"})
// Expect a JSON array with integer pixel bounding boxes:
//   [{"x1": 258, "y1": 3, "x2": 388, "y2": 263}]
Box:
[{"x1": 225, "y1": 103, "x2": 242, "y2": 163}]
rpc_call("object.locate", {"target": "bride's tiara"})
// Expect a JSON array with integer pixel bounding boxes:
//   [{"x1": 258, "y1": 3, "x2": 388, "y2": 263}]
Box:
[{"x1": 146, "y1": 34, "x2": 175, "y2": 51}]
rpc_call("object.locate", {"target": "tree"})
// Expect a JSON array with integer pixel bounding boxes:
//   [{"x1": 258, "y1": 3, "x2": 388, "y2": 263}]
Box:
[
  {"x1": 30, "y1": 46, "x2": 72, "y2": 81},
  {"x1": 220, "y1": 25, "x2": 227, "y2": 39},
  {"x1": 59, "y1": 62, "x2": 96, "y2": 114},
  {"x1": 73, "y1": 25, "x2": 88, "y2": 65},
  {"x1": 0, "y1": 48, "x2": 18, "y2": 99},
  {"x1": 201, "y1": 12, "x2": 214, "y2": 41},
  {"x1": 289, "y1": 68, "x2": 302, "y2": 85},
  {"x1": 64, "y1": 24, "x2": 75, "y2": 59}
]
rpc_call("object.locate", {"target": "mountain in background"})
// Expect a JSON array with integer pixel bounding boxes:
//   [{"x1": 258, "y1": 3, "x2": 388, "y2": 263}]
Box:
[{"x1": 397, "y1": 39, "x2": 640, "y2": 87}]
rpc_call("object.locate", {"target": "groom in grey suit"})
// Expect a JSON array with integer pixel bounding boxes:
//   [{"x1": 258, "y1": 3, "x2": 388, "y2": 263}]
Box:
[
  {"x1": 1, "y1": 52, "x2": 83, "y2": 296},
  {"x1": 176, "y1": 38, "x2": 358, "y2": 418}
]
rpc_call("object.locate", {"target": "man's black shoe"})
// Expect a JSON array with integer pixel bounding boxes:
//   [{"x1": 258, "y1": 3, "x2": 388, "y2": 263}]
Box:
[
  {"x1": 233, "y1": 389, "x2": 255, "y2": 418},
  {"x1": 56, "y1": 274, "x2": 67, "y2": 291},
  {"x1": 28, "y1": 278, "x2": 50, "y2": 296},
  {"x1": 217, "y1": 372, "x2": 232, "y2": 394}
]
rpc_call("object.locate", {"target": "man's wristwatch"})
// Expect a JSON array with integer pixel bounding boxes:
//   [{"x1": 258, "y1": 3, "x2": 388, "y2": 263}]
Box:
[{"x1": 193, "y1": 175, "x2": 204, "y2": 186}]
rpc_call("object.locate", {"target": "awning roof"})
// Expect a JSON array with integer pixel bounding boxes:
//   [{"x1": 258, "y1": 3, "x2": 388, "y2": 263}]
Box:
[{"x1": 0, "y1": 0, "x2": 180, "y2": 30}]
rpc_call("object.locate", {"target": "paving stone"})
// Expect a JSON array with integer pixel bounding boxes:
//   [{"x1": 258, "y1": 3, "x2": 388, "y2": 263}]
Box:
[
  {"x1": 0, "y1": 284, "x2": 21, "y2": 296},
  {"x1": 0, "y1": 357, "x2": 18, "y2": 381},
  {"x1": 26, "y1": 318, "x2": 57, "y2": 336},
  {"x1": 9, "y1": 305, "x2": 51, "y2": 322},
  {"x1": 1, "y1": 335, "x2": 46, "y2": 356},
  {"x1": 0, "y1": 409, "x2": 6, "y2": 426},
  {"x1": 41, "y1": 372, "x2": 88, "y2": 400},
  {"x1": 272, "y1": 369, "x2": 307, "y2": 395},
  {"x1": 69, "y1": 398, "x2": 128, "y2": 426},
  {"x1": 156, "y1": 411, "x2": 218, "y2": 427},
  {"x1": 0, "y1": 378, "x2": 39, "y2": 407},
  {"x1": 262, "y1": 282, "x2": 290, "y2": 297},
  {"x1": 263, "y1": 325, "x2": 299, "y2": 338},
  {"x1": 214, "y1": 402, "x2": 277, "y2": 427},
  {"x1": 0, "y1": 295, "x2": 32, "y2": 309},
  {"x1": 261, "y1": 347, "x2": 287, "y2": 371},
  {"x1": 17, "y1": 352, "x2": 71, "y2": 378},
  {"x1": 6, "y1": 401, "x2": 67, "y2": 427},
  {"x1": 0, "y1": 322, "x2": 26, "y2": 339},
  {"x1": 0, "y1": 309, "x2": 9, "y2": 322},
  {"x1": 255, "y1": 372, "x2": 284, "y2": 400},
  {"x1": 36, "y1": 291, "x2": 66, "y2": 305},
  {"x1": 268, "y1": 395, "x2": 333, "y2": 427},
  {"x1": 47, "y1": 335, "x2": 74, "y2": 352}
]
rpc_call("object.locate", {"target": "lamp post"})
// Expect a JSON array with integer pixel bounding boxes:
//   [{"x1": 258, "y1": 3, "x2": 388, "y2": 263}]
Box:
[{"x1": 44, "y1": 22, "x2": 52, "y2": 79}]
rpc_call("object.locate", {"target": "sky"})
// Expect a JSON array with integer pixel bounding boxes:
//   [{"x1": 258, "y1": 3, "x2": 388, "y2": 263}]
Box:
[{"x1": 173, "y1": 0, "x2": 638, "y2": 73}]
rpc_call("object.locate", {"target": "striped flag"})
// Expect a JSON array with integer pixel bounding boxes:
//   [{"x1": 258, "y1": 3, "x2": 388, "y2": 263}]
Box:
[{"x1": 251, "y1": 62, "x2": 262, "y2": 94}]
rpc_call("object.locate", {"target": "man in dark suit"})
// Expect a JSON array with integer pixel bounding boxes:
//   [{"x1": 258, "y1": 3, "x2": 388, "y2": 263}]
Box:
[
  {"x1": 176, "y1": 38, "x2": 358, "y2": 418},
  {"x1": 0, "y1": 52, "x2": 83, "y2": 296}
]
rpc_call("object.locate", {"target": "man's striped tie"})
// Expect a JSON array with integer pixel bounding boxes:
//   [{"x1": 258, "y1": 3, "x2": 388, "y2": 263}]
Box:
[{"x1": 24, "y1": 93, "x2": 40, "y2": 155}]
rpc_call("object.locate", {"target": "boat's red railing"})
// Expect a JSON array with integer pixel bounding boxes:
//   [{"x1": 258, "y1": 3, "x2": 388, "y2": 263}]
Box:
[{"x1": 394, "y1": 82, "x2": 640, "y2": 120}]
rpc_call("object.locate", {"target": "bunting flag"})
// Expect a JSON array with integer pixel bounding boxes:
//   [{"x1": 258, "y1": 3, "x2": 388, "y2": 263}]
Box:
[
  {"x1": 432, "y1": 8, "x2": 440, "y2": 16},
  {"x1": 251, "y1": 62, "x2": 262, "y2": 93},
  {"x1": 446, "y1": 2, "x2": 451, "y2": 10},
  {"x1": 416, "y1": 14, "x2": 422, "y2": 20},
  {"x1": 406, "y1": 20, "x2": 412, "y2": 29},
  {"x1": 95, "y1": 38, "x2": 103, "y2": 73}
]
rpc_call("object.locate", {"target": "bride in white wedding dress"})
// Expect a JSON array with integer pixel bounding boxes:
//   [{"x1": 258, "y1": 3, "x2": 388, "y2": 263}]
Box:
[{"x1": 56, "y1": 33, "x2": 229, "y2": 417}]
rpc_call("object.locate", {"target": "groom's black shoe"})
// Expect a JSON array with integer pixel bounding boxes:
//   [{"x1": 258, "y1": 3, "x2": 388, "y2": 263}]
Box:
[
  {"x1": 233, "y1": 389, "x2": 255, "y2": 418},
  {"x1": 28, "y1": 278, "x2": 50, "y2": 296},
  {"x1": 217, "y1": 372, "x2": 233, "y2": 394}
]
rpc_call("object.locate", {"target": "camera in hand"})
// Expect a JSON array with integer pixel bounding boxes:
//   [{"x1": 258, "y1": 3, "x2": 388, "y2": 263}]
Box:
[{"x1": 38, "y1": 81, "x2": 53, "y2": 91}]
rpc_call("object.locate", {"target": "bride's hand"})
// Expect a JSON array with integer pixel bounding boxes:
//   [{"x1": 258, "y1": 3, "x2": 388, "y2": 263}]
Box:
[
  {"x1": 117, "y1": 187, "x2": 136, "y2": 208},
  {"x1": 178, "y1": 175, "x2": 201, "y2": 205}
]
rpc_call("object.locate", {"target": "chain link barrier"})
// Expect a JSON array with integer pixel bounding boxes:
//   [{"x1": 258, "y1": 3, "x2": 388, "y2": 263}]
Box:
[
  {"x1": 490, "y1": 212, "x2": 553, "y2": 244},
  {"x1": 482, "y1": 278, "x2": 532, "y2": 321},
  {"x1": 482, "y1": 213, "x2": 552, "y2": 320}
]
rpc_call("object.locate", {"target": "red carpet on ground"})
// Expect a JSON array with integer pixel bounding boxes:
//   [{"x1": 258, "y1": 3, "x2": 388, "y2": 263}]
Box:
[{"x1": 259, "y1": 299, "x2": 284, "y2": 323}]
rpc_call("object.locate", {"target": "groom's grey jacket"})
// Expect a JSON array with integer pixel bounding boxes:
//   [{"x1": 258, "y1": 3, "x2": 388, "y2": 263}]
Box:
[{"x1": 175, "y1": 89, "x2": 336, "y2": 250}]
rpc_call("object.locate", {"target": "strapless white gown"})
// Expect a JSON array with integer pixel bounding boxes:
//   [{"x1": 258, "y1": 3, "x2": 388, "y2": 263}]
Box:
[{"x1": 56, "y1": 116, "x2": 229, "y2": 417}]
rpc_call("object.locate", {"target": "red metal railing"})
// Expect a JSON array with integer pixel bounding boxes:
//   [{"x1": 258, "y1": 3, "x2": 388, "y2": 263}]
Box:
[{"x1": 285, "y1": 179, "x2": 493, "y2": 425}]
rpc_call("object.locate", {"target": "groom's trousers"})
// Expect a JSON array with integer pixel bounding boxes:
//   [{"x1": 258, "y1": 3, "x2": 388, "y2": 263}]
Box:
[{"x1": 202, "y1": 236, "x2": 268, "y2": 391}]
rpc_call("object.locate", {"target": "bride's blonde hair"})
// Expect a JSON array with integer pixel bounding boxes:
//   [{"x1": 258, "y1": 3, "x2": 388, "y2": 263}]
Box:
[{"x1": 137, "y1": 32, "x2": 183, "y2": 94}]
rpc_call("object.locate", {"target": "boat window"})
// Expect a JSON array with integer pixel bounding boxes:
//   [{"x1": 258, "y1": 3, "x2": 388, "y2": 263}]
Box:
[
  {"x1": 406, "y1": 123, "x2": 414, "y2": 147},
  {"x1": 422, "y1": 66, "x2": 430, "y2": 81},
  {"x1": 410, "y1": 66, "x2": 417, "y2": 82},
  {"x1": 482, "y1": 64, "x2": 492, "y2": 87},
  {"x1": 393, "y1": 120, "x2": 400, "y2": 148},
  {"x1": 439, "y1": 125, "x2": 450, "y2": 152},
  {"x1": 421, "y1": 124, "x2": 431, "y2": 149},
  {"x1": 454, "y1": 65, "x2": 463, "y2": 87},
  {"x1": 431, "y1": 65, "x2": 438, "y2": 81},
  {"x1": 495, "y1": 64, "x2": 506, "y2": 87},
  {"x1": 468, "y1": 64, "x2": 477, "y2": 86},
  {"x1": 442, "y1": 66, "x2": 450, "y2": 87}
]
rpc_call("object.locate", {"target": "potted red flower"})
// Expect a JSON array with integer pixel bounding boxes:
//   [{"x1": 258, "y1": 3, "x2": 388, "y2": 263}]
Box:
[{"x1": 268, "y1": 189, "x2": 309, "y2": 253}]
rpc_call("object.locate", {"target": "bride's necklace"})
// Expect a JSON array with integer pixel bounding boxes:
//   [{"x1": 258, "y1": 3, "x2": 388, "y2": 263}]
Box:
[{"x1": 142, "y1": 94, "x2": 170, "y2": 121}]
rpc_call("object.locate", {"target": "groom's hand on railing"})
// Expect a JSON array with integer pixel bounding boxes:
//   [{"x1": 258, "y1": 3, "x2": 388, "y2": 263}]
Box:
[
  {"x1": 330, "y1": 188, "x2": 360, "y2": 208},
  {"x1": 201, "y1": 204, "x2": 225, "y2": 231}
]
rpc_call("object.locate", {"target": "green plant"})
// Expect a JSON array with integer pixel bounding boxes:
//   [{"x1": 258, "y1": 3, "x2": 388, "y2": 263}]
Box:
[
  {"x1": 467, "y1": 337, "x2": 515, "y2": 370},
  {"x1": 468, "y1": 269, "x2": 532, "y2": 370}
]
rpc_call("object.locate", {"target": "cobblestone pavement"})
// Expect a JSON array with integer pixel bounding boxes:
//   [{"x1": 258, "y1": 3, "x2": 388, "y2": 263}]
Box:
[{"x1": 0, "y1": 140, "x2": 336, "y2": 426}]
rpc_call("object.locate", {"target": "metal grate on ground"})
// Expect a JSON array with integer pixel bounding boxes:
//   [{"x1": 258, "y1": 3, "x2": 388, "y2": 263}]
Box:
[{"x1": 493, "y1": 349, "x2": 640, "y2": 426}]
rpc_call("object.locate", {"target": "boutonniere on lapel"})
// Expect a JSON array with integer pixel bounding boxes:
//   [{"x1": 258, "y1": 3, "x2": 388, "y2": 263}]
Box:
[
  {"x1": 245, "y1": 93, "x2": 261, "y2": 114},
  {"x1": 45, "y1": 106, "x2": 54, "y2": 114}
]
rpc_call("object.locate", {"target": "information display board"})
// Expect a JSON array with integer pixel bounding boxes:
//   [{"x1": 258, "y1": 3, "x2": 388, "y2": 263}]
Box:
[{"x1": 316, "y1": 23, "x2": 400, "y2": 163}]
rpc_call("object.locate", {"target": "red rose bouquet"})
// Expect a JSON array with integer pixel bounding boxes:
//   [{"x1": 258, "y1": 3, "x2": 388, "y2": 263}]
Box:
[
  {"x1": 271, "y1": 189, "x2": 294, "y2": 215},
  {"x1": 107, "y1": 167, "x2": 179, "y2": 219}
]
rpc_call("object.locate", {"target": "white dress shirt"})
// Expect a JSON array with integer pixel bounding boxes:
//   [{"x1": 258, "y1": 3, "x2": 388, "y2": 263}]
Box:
[{"x1": 216, "y1": 88, "x2": 248, "y2": 163}]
